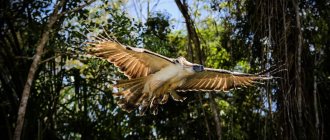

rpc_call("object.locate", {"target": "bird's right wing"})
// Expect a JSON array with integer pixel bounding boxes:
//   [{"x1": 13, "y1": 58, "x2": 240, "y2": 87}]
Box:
[
  {"x1": 177, "y1": 68, "x2": 271, "y2": 92},
  {"x1": 88, "y1": 41, "x2": 175, "y2": 79}
]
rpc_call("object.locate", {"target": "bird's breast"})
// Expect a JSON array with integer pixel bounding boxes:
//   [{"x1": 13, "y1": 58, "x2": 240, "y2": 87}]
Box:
[{"x1": 144, "y1": 64, "x2": 195, "y2": 92}]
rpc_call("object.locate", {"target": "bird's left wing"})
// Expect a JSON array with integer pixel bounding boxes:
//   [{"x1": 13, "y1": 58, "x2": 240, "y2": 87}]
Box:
[
  {"x1": 177, "y1": 68, "x2": 271, "y2": 92},
  {"x1": 87, "y1": 41, "x2": 174, "y2": 79}
]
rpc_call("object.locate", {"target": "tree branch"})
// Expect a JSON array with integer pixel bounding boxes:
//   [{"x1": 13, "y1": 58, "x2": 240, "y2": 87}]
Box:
[
  {"x1": 58, "y1": 0, "x2": 96, "y2": 17},
  {"x1": 13, "y1": 0, "x2": 95, "y2": 139},
  {"x1": 14, "y1": 56, "x2": 34, "y2": 60}
]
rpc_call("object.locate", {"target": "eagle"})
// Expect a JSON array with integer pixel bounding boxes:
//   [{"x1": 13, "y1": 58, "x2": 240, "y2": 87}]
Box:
[{"x1": 88, "y1": 40, "x2": 271, "y2": 115}]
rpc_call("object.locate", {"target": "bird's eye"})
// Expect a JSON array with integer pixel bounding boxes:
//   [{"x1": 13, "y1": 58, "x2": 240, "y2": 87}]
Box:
[{"x1": 175, "y1": 59, "x2": 180, "y2": 64}]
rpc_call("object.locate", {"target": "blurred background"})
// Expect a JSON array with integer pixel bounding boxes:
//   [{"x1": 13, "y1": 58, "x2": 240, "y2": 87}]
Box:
[{"x1": 1, "y1": 0, "x2": 329, "y2": 139}]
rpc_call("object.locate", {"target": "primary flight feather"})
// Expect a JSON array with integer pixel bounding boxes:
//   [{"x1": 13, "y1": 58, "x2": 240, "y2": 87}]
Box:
[{"x1": 88, "y1": 40, "x2": 271, "y2": 115}]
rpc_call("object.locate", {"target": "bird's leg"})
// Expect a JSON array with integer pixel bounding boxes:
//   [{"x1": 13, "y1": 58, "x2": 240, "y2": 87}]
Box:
[
  {"x1": 159, "y1": 93, "x2": 169, "y2": 104},
  {"x1": 149, "y1": 97, "x2": 159, "y2": 115},
  {"x1": 139, "y1": 100, "x2": 150, "y2": 116},
  {"x1": 170, "y1": 90, "x2": 187, "y2": 102}
]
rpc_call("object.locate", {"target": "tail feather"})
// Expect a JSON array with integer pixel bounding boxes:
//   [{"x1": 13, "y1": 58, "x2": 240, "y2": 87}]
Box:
[
  {"x1": 114, "y1": 77, "x2": 148, "y2": 113},
  {"x1": 115, "y1": 77, "x2": 146, "y2": 88},
  {"x1": 114, "y1": 77, "x2": 171, "y2": 115}
]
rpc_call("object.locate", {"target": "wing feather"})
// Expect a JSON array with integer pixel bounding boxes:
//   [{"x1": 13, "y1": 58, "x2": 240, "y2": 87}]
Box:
[
  {"x1": 222, "y1": 77, "x2": 228, "y2": 91},
  {"x1": 216, "y1": 77, "x2": 224, "y2": 90},
  {"x1": 88, "y1": 41, "x2": 174, "y2": 79},
  {"x1": 114, "y1": 53, "x2": 130, "y2": 62},
  {"x1": 210, "y1": 75, "x2": 218, "y2": 89},
  {"x1": 193, "y1": 75, "x2": 207, "y2": 88},
  {"x1": 198, "y1": 81, "x2": 208, "y2": 89},
  {"x1": 120, "y1": 58, "x2": 134, "y2": 71},
  {"x1": 110, "y1": 53, "x2": 124, "y2": 60},
  {"x1": 177, "y1": 68, "x2": 271, "y2": 92},
  {"x1": 132, "y1": 62, "x2": 143, "y2": 78},
  {"x1": 204, "y1": 79, "x2": 213, "y2": 89},
  {"x1": 133, "y1": 63, "x2": 142, "y2": 78}
]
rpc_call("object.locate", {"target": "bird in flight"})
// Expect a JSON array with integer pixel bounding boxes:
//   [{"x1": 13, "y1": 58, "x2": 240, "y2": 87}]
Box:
[{"x1": 88, "y1": 40, "x2": 271, "y2": 115}]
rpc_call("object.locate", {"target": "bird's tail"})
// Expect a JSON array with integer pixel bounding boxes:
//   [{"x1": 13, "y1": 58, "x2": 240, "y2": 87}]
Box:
[{"x1": 113, "y1": 77, "x2": 149, "y2": 114}]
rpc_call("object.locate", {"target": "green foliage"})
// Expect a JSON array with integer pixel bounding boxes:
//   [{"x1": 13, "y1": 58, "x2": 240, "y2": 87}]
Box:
[
  {"x1": 1, "y1": 0, "x2": 329, "y2": 140},
  {"x1": 142, "y1": 12, "x2": 175, "y2": 56}
]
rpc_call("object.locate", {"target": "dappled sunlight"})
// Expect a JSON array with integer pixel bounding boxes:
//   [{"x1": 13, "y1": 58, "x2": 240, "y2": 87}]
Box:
[{"x1": 1, "y1": 0, "x2": 329, "y2": 140}]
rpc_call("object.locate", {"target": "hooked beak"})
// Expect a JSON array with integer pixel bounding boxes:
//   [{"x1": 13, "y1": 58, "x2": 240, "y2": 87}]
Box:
[{"x1": 192, "y1": 65, "x2": 204, "y2": 72}]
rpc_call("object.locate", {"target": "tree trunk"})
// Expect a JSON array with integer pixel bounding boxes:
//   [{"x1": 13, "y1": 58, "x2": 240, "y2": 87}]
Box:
[
  {"x1": 175, "y1": 1, "x2": 221, "y2": 139},
  {"x1": 197, "y1": 94, "x2": 212, "y2": 140},
  {"x1": 12, "y1": 0, "x2": 96, "y2": 138},
  {"x1": 209, "y1": 93, "x2": 222, "y2": 140},
  {"x1": 175, "y1": 0, "x2": 204, "y2": 63},
  {"x1": 313, "y1": 52, "x2": 320, "y2": 139},
  {"x1": 293, "y1": 0, "x2": 305, "y2": 139},
  {"x1": 13, "y1": 1, "x2": 64, "y2": 139}
]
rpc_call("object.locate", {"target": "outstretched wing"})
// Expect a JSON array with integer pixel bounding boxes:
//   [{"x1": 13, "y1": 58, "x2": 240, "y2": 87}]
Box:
[
  {"x1": 88, "y1": 41, "x2": 174, "y2": 79},
  {"x1": 177, "y1": 68, "x2": 271, "y2": 92}
]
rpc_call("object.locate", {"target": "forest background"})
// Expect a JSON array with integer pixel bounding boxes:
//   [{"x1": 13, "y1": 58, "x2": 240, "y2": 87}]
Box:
[{"x1": 1, "y1": 0, "x2": 329, "y2": 139}]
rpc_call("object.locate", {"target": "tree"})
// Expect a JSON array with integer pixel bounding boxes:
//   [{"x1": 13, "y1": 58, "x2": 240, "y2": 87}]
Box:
[
  {"x1": 1, "y1": 0, "x2": 95, "y2": 139},
  {"x1": 1, "y1": 0, "x2": 329, "y2": 139}
]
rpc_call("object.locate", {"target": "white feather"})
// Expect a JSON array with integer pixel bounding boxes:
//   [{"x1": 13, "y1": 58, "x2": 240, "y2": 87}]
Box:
[{"x1": 143, "y1": 63, "x2": 195, "y2": 93}]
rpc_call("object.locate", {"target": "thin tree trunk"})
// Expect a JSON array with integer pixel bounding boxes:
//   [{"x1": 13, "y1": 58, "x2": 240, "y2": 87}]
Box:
[
  {"x1": 13, "y1": 0, "x2": 95, "y2": 139},
  {"x1": 175, "y1": 1, "x2": 221, "y2": 139},
  {"x1": 13, "y1": 1, "x2": 64, "y2": 139},
  {"x1": 281, "y1": 1, "x2": 291, "y2": 139},
  {"x1": 198, "y1": 94, "x2": 212, "y2": 140},
  {"x1": 175, "y1": 0, "x2": 204, "y2": 63},
  {"x1": 175, "y1": 0, "x2": 194, "y2": 62},
  {"x1": 293, "y1": 0, "x2": 305, "y2": 139},
  {"x1": 265, "y1": 5, "x2": 273, "y2": 139},
  {"x1": 209, "y1": 93, "x2": 222, "y2": 140},
  {"x1": 313, "y1": 53, "x2": 319, "y2": 139}
]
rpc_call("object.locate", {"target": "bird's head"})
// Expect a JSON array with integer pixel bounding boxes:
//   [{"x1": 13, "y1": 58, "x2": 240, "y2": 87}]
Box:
[{"x1": 175, "y1": 57, "x2": 204, "y2": 72}]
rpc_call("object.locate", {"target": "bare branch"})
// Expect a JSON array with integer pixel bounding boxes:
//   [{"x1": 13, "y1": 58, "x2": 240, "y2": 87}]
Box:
[
  {"x1": 59, "y1": 0, "x2": 96, "y2": 17},
  {"x1": 14, "y1": 56, "x2": 34, "y2": 60},
  {"x1": 39, "y1": 56, "x2": 57, "y2": 64}
]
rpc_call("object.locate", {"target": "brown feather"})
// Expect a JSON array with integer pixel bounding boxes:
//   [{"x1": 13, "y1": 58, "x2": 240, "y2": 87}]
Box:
[
  {"x1": 88, "y1": 41, "x2": 174, "y2": 79},
  {"x1": 177, "y1": 68, "x2": 271, "y2": 92}
]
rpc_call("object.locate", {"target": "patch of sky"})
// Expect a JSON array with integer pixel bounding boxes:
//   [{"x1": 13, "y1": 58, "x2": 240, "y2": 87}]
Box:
[
  {"x1": 123, "y1": 0, "x2": 213, "y2": 31},
  {"x1": 309, "y1": 44, "x2": 315, "y2": 52}
]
